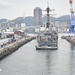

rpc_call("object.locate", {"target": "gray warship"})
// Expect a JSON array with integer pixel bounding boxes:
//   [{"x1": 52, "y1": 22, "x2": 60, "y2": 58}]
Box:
[{"x1": 36, "y1": 4, "x2": 58, "y2": 50}]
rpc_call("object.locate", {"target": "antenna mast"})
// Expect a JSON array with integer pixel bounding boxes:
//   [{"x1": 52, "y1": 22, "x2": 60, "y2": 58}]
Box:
[{"x1": 46, "y1": 2, "x2": 50, "y2": 28}]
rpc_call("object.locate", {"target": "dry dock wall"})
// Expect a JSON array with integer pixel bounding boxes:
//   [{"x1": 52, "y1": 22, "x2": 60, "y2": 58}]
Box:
[
  {"x1": 0, "y1": 37, "x2": 34, "y2": 60},
  {"x1": 61, "y1": 36, "x2": 75, "y2": 46}
]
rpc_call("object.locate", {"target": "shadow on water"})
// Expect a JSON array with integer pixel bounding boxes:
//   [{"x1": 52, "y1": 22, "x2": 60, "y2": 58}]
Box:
[
  {"x1": 36, "y1": 50, "x2": 58, "y2": 75},
  {"x1": 70, "y1": 44, "x2": 75, "y2": 50},
  {"x1": 69, "y1": 44, "x2": 75, "y2": 75}
]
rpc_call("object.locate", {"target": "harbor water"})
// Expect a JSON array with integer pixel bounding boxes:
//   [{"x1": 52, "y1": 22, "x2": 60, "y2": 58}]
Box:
[{"x1": 0, "y1": 33, "x2": 75, "y2": 75}]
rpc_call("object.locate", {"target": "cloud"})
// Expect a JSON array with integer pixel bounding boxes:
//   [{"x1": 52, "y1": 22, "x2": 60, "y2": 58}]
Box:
[{"x1": 0, "y1": 0, "x2": 12, "y2": 8}]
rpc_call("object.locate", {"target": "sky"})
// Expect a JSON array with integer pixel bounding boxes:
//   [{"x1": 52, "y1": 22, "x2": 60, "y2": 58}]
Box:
[{"x1": 0, "y1": 0, "x2": 75, "y2": 20}]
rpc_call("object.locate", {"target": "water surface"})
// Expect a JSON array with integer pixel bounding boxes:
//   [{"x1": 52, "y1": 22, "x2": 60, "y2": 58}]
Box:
[{"x1": 0, "y1": 34, "x2": 75, "y2": 75}]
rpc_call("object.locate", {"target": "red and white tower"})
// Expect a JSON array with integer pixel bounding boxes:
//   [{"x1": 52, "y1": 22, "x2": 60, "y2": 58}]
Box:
[{"x1": 69, "y1": 0, "x2": 73, "y2": 13}]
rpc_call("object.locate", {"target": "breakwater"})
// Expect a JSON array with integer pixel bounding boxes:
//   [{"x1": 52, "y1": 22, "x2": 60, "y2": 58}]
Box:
[
  {"x1": 61, "y1": 35, "x2": 75, "y2": 46},
  {"x1": 0, "y1": 37, "x2": 34, "y2": 60}
]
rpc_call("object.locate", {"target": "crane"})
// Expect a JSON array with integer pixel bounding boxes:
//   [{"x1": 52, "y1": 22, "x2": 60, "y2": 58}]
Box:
[{"x1": 69, "y1": 0, "x2": 75, "y2": 33}]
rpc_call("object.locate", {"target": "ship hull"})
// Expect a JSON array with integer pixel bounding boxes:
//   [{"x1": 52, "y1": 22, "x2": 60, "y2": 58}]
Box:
[{"x1": 36, "y1": 46, "x2": 58, "y2": 50}]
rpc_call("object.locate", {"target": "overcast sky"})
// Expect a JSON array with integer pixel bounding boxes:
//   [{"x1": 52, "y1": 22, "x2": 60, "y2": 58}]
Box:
[{"x1": 0, "y1": 0, "x2": 75, "y2": 20}]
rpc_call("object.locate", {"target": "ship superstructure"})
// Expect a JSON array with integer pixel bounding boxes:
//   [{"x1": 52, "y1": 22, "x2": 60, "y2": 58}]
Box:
[{"x1": 36, "y1": 3, "x2": 58, "y2": 50}]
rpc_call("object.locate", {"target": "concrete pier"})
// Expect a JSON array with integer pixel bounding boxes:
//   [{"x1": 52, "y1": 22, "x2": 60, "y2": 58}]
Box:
[
  {"x1": 0, "y1": 37, "x2": 34, "y2": 60},
  {"x1": 61, "y1": 35, "x2": 75, "y2": 46}
]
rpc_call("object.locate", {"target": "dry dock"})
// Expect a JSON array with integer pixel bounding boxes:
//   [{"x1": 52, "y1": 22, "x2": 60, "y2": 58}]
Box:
[{"x1": 0, "y1": 37, "x2": 34, "y2": 59}]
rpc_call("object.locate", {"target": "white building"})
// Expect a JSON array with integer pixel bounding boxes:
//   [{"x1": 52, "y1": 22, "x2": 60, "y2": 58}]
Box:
[{"x1": 21, "y1": 23, "x2": 26, "y2": 30}]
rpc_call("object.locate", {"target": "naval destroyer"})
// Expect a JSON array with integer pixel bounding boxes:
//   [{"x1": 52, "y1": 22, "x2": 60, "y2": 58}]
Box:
[{"x1": 36, "y1": 4, "x2": 58, "y2": 50}]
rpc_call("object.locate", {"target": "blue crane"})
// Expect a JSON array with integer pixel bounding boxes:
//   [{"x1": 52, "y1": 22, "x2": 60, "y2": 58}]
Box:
[{"x1": 69, "y1": 11, "x2": 75, "y2": 33}]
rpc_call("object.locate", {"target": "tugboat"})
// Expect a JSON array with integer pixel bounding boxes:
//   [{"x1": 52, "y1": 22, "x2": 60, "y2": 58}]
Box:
[{"x1": 36, "y1": 3, "x2": 58, "y2": 50}]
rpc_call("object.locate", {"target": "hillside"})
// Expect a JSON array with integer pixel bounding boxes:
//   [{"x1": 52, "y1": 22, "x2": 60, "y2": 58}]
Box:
[{"x1": 0, "y1": 15, "x2": 70, "y2": 25}]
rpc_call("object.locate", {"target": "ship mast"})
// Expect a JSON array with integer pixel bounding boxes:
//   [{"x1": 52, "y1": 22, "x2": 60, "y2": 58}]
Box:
[
  {"x1": 46, "y1": 2, "x2": 50, "y2": 28},
  {"x1": 43, "y1": 2, "x2": 55, "y2": 30}
]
